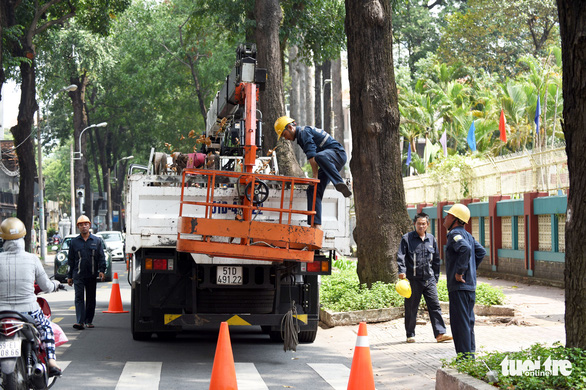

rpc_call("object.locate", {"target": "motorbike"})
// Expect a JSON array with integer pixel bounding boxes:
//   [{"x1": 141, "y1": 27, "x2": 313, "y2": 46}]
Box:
[{"x1": 0, "y1": 284, "x2": 65, "y2": 390}]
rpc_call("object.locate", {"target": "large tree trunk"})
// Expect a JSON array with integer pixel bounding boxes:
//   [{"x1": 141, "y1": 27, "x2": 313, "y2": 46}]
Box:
[
  {"x1": 11, "y1": 53, "x2": 38, "y2": 252},
  {"x1": 305, "y1": 63, "x2": 315, "y2": 127},
  {"x1": 557, "y1": 0, "x2": 586, "y2": 349},
  {"x1": 314, "y1": 63, "x2": 323, "y2": 129},
  {"x1": 323, "y1": 60, "x2": 333, "y2": 135},
  {"x1": 332, "y1": 57, "x2": 345, "y2": 145},
  {"x1": 254, "y1": 0, "x2": 303, "y2": 177},
  {"x1": 345, "y1": 0, "x2": 412, "y2": 285},
  {"x1": 70, "y1": 74, "x2": 89, "y2": 219}
]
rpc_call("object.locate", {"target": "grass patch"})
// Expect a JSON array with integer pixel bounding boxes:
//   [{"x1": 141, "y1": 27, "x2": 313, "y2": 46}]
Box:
[
  {"x1": 320, "y1": 258, "x2": 506, "y2": 312},
  {"x1": 442, "y1": 343, "x2": 586, "y2": 389}
]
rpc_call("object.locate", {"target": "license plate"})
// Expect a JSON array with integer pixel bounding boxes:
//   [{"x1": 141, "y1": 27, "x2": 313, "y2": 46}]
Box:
[
  {"x1": 0, "y1": 340, "x2": 21, "y2": 358},
  {"x1": 217, "y1": 266, "x2": 243, "y2": 285}
]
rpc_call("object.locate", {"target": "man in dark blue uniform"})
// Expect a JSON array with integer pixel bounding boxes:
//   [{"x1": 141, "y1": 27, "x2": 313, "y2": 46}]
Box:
[
  {"x1": 443, "y1": 204, "x2": 486, "y2": 359},
  {"x1": 274, "y1": 116, "x2": 352, "y2": 229},
  {"x1": 397, "y1": 212, "x2": 452, "y2": 343},
  {"x1": 67, "y1": 215, "x2": 106, "y2": 330}
]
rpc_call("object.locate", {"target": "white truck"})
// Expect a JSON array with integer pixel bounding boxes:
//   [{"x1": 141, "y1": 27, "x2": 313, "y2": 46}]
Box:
[{"x1": 125, "y1": 45, "x2": 351, "y2": 342}]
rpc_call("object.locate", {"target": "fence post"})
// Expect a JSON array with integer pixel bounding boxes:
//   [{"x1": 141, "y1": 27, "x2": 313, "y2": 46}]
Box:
[
  {"x1": 524, "y1": 191, "x2": 548, "y2": 276},
  {"x1": 489, "y1": 195, "x2": 510, "y2": 271},
  {"x1": 437, "y1": 201, "x2": 453, "y2": 259}
]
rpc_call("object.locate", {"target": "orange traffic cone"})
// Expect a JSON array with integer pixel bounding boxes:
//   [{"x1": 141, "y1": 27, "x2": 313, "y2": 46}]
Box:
[
  {"x1": 209, "y1": 322, "x2": 238, "y2": 390},
  {"x1": 103, "y1": 273, "x2": 129, "y2": 313},
  {"x1": 347, "y1": 321, "x2": 375, "y2": 390}
]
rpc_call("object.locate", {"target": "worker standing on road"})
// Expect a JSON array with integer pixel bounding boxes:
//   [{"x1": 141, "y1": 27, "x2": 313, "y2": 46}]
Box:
[
  {"x1": 274, "y1": 116, "x2": 352, "y2": 229},
  {"x1": 0, "y1": 217, "x2": 63, "y2": 376},
  {"x1": 67, "y1": 215, "x2": 106, "y2": 330},
  {"x1": 397, "y1": 212, "x2": 452, "y2": 344},
  {"x1": 443, "y1": 204, "x2": 486, "y2": 359}
]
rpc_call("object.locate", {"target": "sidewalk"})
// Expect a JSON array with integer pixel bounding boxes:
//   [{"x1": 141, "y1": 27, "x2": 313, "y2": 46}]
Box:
[{"x1": 317, "y1": 275, "x2": 566, "y2": 389}]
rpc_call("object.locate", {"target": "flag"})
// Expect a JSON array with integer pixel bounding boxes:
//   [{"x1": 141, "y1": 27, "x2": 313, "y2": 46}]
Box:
[
  {"x1": 440, "y1": 130, "x2": 448, "y2": 156},
  {"x1": 499, "y1": 109, "x2": 507, "y2": 142},
  {"x1": 535, "y1": 95, "x2": 541, "y2": 135},
  {"x1": 406, "y1": 143, "x2": 411, "y2": 166},
  {"x1": 467, "y1": 121, "x2": 477, "y2": 152}
]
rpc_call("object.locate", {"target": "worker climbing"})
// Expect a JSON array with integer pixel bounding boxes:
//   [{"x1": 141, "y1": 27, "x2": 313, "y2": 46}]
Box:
[{"x1": 274, "y1": 116, "x2": 352, "y2": 229}]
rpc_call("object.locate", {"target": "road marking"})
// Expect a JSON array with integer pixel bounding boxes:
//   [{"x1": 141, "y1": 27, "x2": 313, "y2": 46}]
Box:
[
  {"x1": 52, "y1": 317, "x2": 64, "y2": 323},
  {"x1": 235, "y1": 362, "x2": 269, "y2": 390},
  {"x1": 308, "y1": 363, "x2": 350, "y2": 390},
  {"x1": 115, "y1": 362, "x2": 161, "y2": 390}
]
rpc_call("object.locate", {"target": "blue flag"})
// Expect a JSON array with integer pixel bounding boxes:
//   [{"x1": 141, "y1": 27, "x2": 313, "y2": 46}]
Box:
[
  {"x1": 406, "y1": 144, "x2": 411, "y2": 166},
  {"x1": 467, "y1": 121, "x2": 477, "y2": 152},
  {"x1": 535, "y1": 95, "x2": 541, "y2": 135}
]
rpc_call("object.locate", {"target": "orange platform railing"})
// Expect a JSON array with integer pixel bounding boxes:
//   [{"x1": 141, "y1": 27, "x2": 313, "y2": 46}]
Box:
[{"x1": 176, "y1": 168, "x2": 323, "y2": 262}]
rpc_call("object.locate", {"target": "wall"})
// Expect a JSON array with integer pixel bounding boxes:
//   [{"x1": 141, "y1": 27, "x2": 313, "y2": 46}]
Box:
[{"x1": 407, "y1": 193, "x2": 566, "y2": 286}]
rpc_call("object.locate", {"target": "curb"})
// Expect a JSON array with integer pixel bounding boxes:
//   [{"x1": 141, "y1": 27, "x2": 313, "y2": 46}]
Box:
[
  {"x1": 319, "y1": 307, "x2": 404, "y2": 327},
  {"x1": 435, "y1": 368, "x2": 495, "y2": 390}
]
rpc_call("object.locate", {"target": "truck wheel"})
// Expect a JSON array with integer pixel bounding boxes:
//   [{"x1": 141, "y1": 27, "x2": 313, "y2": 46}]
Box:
[
  {"x1": 131, "y1": 288, "x2": 151, "y2": 341},
  {"x1": 298, "y1": 322, "x2": 318, "y2": 343}
]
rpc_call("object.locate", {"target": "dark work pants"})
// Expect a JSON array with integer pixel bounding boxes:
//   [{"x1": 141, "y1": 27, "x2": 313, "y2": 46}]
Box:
[
  {"x1": 404, "y1": 278, "x2": 447, "y2": 338},
  {"x1": 306, "y1": 148, "x2": 347, "y2": 225},
  {"x1": 449, "y1": 290, "x2": 476, "y2": 359},
  {"x1": 74, "y1": 277, "x2": 98, "y2": 324}
]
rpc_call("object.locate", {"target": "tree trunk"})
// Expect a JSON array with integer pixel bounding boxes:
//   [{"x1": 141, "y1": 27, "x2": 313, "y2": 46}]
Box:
[
  {"x1": 557, "y1": 0, "x2": 586, "y2": 349},
  {"x1": 305, "y1": 63, "x2": 315, "y2": 127},
  {"x1": 323, "y1": 59, "x2": 333, "y2": 135},
  {"x1": 332, "y1": 57, "x2": 345, "y2": 145},
  {"x1": 70, "y1": 74, "x2": 89, "y2": 219},
  {"x1": 10, "y1": 55, "x2": 38, "y2": 252},
  {"x1": 254, "y1": 0, "x2": 303, "y2": 177},
  {"x1": 314, "y1": 63, "x2": 323, "y2": 129},
  {"x1": 345, "y1": 0, "x2": 412, "y2": 286},
  {"x1": 289, "y1": 45, "x2": 300, "y2": 122}
]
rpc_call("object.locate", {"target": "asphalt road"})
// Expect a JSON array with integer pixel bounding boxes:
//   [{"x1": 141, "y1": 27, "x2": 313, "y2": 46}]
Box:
[{"x1": 42, "y1": 260, "x2": 361, "y2": 390}]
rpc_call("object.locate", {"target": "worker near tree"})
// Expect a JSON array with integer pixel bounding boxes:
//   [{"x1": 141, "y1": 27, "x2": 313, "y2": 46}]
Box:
[
  {"x1": 0, "y1": 217, "x2": 63, "y2": 376},
  {"x1": 443, "y1": 204, "x2": 486, "y2": 359},
  {"x1": 274, "y1": 116, "x2": 352, "y2": 229},
  {"x1": 397, "y1": 212, "x2": 452, "y2": 344},
  {"x1": 67, "y1": 215, "x2": 106, "y2": 330}
]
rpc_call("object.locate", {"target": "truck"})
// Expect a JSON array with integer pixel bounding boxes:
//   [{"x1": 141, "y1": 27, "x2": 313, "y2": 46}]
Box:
[{"x1": 125, "y1": 44, "x2": 351, "y2": 343}]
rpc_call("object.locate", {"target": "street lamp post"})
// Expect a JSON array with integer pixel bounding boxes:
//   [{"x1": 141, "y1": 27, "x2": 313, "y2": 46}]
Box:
[
  {"x1": 37, "y1": 84, "x2": 77, "y2": 260},
  {"x1": 108, "y1": 155, "x2": 133, "y2": 230},
  {"x1": 71, "y1": 122, "x2": 108, "y2": 229}
]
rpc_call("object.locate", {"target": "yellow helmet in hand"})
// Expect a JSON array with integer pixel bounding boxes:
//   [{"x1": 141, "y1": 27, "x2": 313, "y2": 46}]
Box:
[{"x1": 396, "y1": 279, "x2": 412, "y2": 298}]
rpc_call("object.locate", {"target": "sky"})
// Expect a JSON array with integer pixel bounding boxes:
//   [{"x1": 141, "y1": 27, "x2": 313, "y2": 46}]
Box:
[{"x1": 1, "y1": 80, "x2": 20, "y2": 136}]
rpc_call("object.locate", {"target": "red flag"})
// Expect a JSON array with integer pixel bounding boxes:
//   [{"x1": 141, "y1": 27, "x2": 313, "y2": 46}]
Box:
[{"x1": 499, "y1": 109, "x2": 507, "y2": 142}]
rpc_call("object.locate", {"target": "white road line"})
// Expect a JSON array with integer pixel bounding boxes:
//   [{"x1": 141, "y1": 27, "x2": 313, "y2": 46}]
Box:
[
  {"x1": 308, "y1": 363, "x2": 350, "y2": 390},
  {"x1": 235, "y1": 362, "x2": 269, "y2": 390},
  {"x1": 115, "y1": 361, "x2": 162, "y2": 390}
]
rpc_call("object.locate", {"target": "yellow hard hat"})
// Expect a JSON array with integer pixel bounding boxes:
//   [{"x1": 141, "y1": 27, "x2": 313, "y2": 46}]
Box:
[
  {"x1": 0, "y1": 217, "x2": 26, "y2": 240},
  {"x1": 274, "y1": 116, "x2": 295, "y2": 139},
  {"x1": 77, "y1": 215, "x2": 91, "y2": 226},
  {"x1": 396, "y1": 279, "x2": 412, "y2": 298},
  {"x1": 447, "y1": 203, "x2": 470, "y2": 224}
]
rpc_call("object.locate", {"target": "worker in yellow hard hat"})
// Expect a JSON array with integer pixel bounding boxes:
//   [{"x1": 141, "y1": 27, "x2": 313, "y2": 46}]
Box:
[
  {"x1": 274, "y1": 116, "x2": 352, "y2": 229},
  {"x1": 67, "y1": 215, "x2": 106, "y2": 330},
  {"x1": 397, "y1": 212, "x2": 452, "y2": 344},
  {"x1": 443, "y1": 203, "x2": 486, "y2": 359}
]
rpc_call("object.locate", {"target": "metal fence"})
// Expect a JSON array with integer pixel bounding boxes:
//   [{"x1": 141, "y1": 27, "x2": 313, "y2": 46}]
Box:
[{"x1": 403, "y1": 147, "x2": 569, "y2": 204}]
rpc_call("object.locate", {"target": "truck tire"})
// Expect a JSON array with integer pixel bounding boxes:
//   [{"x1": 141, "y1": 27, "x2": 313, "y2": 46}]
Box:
[
  {"x1": 131, "y1": 287, "x2": 152, "y2": 341},
  {"x1": 298, "y1": 322, "x2": 318, "y2": 343}
]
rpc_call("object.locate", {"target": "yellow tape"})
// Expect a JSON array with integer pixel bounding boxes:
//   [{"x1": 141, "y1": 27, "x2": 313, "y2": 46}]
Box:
[
  {"x1": 293, "y1": 314, "x2": 308, "y2": 324},
  {"x1": 164, "y1": 314, "x2": 182, "y2": 324},
  {"x1": 226, "y1": 315, "x2": 251, "y2": 326}
]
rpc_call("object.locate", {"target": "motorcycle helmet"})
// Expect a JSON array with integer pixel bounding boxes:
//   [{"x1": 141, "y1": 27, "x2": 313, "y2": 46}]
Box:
[
  {"x1": 396, "y1": 279, "x2": 412, "y2": 298},
  {"x1": 0, "y1": 217, "x2": 27, "y2": 240}
]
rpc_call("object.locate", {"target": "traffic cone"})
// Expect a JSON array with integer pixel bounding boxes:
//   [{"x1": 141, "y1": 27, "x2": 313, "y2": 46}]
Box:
[
  {"x1": 103, "y1": 273, "x2": 129, "y2": 313},
  {"x1": 347, "y1": 321, "x2": 375, "y2": 390},
  {"x1": 209, "y1": 322, "x2": 238, "y2": 390}
]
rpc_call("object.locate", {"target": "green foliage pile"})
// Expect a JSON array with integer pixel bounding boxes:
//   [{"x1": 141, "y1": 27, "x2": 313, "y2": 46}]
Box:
[
  {"x1": 443, "y1": 343, "x2": 586, "y2": 389},
  {"x1": 320, "y1": 259, "x2": 506, "y2": 312}
]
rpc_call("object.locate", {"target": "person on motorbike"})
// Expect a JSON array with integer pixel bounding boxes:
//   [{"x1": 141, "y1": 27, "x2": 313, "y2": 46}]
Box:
[{"x1": 0, "y1": 217, "x2": 62, "y2": 377}]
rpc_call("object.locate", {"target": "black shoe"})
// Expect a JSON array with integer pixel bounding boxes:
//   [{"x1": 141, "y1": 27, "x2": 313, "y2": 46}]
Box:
[
  {"x1": 73, "y1": 323, "x2": 84, "y2": 330},
  {"x1": 335, "y1": 182, "x2": 352, "y2": 198},
  {"x1": 49, "y1": 366, "x2": 62, "y2": 377}
]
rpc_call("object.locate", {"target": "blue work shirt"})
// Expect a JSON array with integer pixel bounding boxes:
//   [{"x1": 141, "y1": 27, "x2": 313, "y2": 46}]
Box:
[
  {"x1": 444, "y1": 226, "x2": 486, "y2": 293},
  {"x1": 295, "y1": 126, "x2": 345, "y2": 159},
  {"x1": 67, "y1": 234, "x2": 106, "y2": 280},
  {"x1": 396, "y1": 231, "x2": 440, "y2": 281}
]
